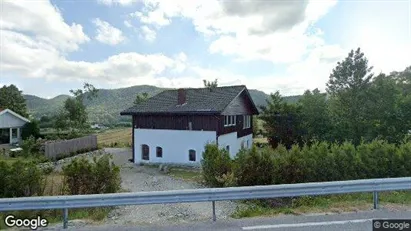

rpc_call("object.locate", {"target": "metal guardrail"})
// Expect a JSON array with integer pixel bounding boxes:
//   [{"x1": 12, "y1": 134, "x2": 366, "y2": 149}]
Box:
[{"x1": 1, "y1": 177, "x2": 411, "y2": 229}]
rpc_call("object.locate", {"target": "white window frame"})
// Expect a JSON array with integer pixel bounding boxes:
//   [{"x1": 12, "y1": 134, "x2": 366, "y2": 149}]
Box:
[
  {"x1": 243, "y1": 115, "x2": 251, "y2": 129},
  {"x1": 224, "y1": 115, "x2": 236, "y2": 127}
]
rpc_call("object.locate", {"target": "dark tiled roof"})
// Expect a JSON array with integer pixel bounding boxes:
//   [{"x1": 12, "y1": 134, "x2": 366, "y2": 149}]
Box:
[{"x1": 121, "y1": 85, "x2": 249, "y2": 115}]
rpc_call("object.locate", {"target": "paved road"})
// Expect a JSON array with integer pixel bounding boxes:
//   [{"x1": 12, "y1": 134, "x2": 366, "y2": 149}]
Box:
[{"x1": 66, "y1": 210, "x2": 411, "y2": 231}]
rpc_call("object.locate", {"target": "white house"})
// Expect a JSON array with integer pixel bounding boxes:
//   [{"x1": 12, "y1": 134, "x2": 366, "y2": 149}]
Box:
[
  {"x1": 0, "y1": 109, "x2": 30, "y2": 145},
  {"x1": 120, "y1": 85, "x2": 259, "y2": 165}
]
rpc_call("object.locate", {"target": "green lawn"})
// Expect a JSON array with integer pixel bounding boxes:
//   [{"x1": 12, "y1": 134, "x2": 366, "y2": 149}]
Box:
[
  {"x1": 0, "y1": 155, "x2": 48, "y2": 165},
  {"x1": 232, "y1": 191, "x2": 411, "y2": 218}
]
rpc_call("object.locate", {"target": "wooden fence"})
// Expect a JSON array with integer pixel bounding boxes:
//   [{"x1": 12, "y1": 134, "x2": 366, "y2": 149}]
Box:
[{"x1": 44, "y1": 135, "x2": 98, "y2": 159}]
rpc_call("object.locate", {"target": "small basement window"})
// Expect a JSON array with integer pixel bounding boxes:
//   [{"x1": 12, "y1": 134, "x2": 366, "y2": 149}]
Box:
[
  {"x1": 142, "y1": 144, "x2": 149, "y2": 160},
  {"x1": 156, "y1": 147, "x2": 163, "y2": 158},
  {"x1": 189, "y1": 149, "x2": 196, "y2": 162},
  {"x1": 226, "y1": 145, "x2": 230, "y2": 152}
]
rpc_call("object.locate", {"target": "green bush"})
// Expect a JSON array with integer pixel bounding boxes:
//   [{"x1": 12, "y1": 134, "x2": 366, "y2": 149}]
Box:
[
  {"x1": 330, "y1": 141, "x2": 359, "y2": 180},
  {"x1": 62, "y1": 154, "x2": 121, "y2": 195},
  {"x1": 21, "y1": 136, "x2": 42, "y2": 157},
  {"x1": 0, "y1": 160, "x2": 45, "y2": 198},
  {"x1": 203, "y1": 139, "x2": 411, "y2": 189},
  {"x1": 233, "y1": 146, "x2": 275, "y2": 186},
  {"x1": 201, "y1": 144, "x2": 232, "y2": 187},
  {"x1": 21, "y1": 120, "x2": 41, "y2": 140}
]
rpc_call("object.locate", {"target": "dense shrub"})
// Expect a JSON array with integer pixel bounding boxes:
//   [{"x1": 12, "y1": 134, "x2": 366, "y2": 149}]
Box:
[
  {"x1": 21, "y1": 120, "x2": 41, "y2": 140},
  {"x1": 62, "y1": 154, "x2": 121, "y2": 195},
  {"x1": 202, "y1": 139, "x2": 411, "y2": 189},
  {"x1": 20, "y1": 136, "x2": 42, "y2": 157},
  {"x1": 233, "y1": 146, "x2": 275, "y2": 186},
  {"x1": 201, "y1": 144, "x2": 232, "y2": 187},
  {"x1": 0, "y1": 160, "x2": 45, "y2": 198}
]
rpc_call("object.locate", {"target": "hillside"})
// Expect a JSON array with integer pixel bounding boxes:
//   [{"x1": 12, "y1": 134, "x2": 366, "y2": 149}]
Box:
[{"x1": 24, "y1": 85, "x2": 301, "y2": 124}]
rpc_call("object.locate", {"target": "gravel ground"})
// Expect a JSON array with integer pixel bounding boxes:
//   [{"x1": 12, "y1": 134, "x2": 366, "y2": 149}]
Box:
[
  {"x1": 38, "y1": 148, "x2": 238, "y2": 230},
  {"x1": 104, "y1": 148, "x2": 238, "y2": 226}
]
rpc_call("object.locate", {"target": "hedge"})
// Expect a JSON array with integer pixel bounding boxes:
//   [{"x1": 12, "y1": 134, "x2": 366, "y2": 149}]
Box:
[{"x1": 202, "y1": 140, "x2": 411, "y2": 187}]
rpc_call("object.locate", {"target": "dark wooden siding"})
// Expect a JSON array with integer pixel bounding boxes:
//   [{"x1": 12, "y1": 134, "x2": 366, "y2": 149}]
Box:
[
  {"x1": 217, "y1": 91, "x2": 254, "y2": 137},
  {"x1": 131, "y1": 90, "x2": 256, "y2": 138},
  {"x1": 133, "y1": 115, "x2": 219, "y2": 132},
  {"x1": 221, "y1": 91, "x2": 255, "y2": 115},
  {"x1": 217, "y1": 115, "x2": 253, "y2": 138}
]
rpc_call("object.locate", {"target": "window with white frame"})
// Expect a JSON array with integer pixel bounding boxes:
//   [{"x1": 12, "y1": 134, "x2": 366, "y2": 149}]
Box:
[
  {"x1": 224, "y1": 115, "x2": 236, "y2": 127},
  {"x1": 243, "y1": 115, "x2": 251, "y2": 129}
]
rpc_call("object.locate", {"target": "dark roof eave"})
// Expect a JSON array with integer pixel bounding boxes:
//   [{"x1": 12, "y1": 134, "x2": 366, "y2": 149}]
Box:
[{"x1": 120, "y1": 111, "x2": 221, "y2": 116}]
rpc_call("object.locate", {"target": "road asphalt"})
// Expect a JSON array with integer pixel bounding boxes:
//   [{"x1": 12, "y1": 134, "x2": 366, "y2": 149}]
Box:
[{"x1": 63, "y1": 209, "x2": 411, "y2": 231}]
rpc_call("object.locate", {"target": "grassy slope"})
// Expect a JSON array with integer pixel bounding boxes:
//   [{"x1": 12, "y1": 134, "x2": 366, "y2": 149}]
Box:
[{"x1": 232, "y1": 191, "x2": 411, "y2": 218}]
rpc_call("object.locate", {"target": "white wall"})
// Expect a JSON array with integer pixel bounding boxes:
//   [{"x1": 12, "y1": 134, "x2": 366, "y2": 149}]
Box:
[
  {"x1": 218, "y1": 132, "x2": 253, "y2": 158},
  {"x1": 134, "y1": 129, "x2": 217, "y2": 165},
  {"x1": 237, "y1": 134, "x2": 253, "y2": 150},
  {"x1": 217, "y1": 132, "x2": 238, "y2": 158},
  {"x1": 0, "y1": 112, "x2": 27, "y2": 129}
]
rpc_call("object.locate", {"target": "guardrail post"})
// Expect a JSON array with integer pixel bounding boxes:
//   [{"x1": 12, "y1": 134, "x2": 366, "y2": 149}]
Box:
[
  {"x1": 212, "y1": 201, "x2": 216, "y2": 222},
  {"x1": 373, "y1": 191, "x2": 379, "y2": 209},
  {"x1": 63, "y1": 208, "x2": 68, "y2": 229}
]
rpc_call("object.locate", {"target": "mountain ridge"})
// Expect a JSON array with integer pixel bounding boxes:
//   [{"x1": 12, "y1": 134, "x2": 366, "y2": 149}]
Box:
[{"x1": 24, "y1": 85, "x2": 301, "y2": 124}]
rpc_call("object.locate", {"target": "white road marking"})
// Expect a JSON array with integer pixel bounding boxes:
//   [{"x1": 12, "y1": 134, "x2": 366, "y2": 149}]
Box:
[{"x1": 242, "y1": 219, "x2": 372, "y2": 230}]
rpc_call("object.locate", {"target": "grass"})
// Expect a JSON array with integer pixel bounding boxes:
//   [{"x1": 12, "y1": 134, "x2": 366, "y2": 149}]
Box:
[
  {"x1": 96, "y1": 128, "x2": 131, "y2": 148},
  {"x1": 168, "y1": 168, "x2": 203, "y2": 183},
  {"x1": 0, "y1": 208, "x2": 112, "y2": 229},
  {"x1": 232, "y1": 191, "x2": 411, "y2": 218},
  {"x1": 0, "y1": 171, "x2": 113, "y2": 230},
  {"x1": 0, "y1": 155, "x2": 49, "y2": 165}
]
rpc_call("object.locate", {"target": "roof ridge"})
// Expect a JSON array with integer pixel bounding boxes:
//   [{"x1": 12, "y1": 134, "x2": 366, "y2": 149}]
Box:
[{"x1": 120, "y1": 84, "x2": 255, "y2": 115}]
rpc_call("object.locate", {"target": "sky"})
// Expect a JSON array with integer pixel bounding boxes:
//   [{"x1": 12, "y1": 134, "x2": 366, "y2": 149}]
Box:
[{"x1": 0, "y1": 0, "x2": 410, "y2": 99}]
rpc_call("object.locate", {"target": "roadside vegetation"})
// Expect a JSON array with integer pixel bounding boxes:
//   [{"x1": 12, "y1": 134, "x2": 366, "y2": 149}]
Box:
[
  {"x1": 0, "y1": 154, "x2": 121, "y2": 229},
  {"x1": 0, "y1": 82, "x2": 124, "y2": 229},
  {"x1": 202, "y1": 48, "x2": 411, "y2": 218},
  {"x1": 202, "y1": 141, "x2": 411, "y2": 218}
]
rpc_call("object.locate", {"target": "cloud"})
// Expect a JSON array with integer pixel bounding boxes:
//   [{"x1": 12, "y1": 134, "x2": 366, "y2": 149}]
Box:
[
  {"x1": 220, "y1": 1, "x2": 309, "y2": 35},
  {"x1": 124, "y1": 20, "x2": 133, "y2": 28},
  {"x1": 140, "y1": 26, "x2": 157, "y2": 42},
  {"x1": 132, "y1": 0, "x2": 338, "y2": 64},
  {"x1": 0, "y1": 0, "x2": 344, "y2": 97},
  {"x1": 130, "y1": 9, "x2": 171, "y2": 28},
  {"x1": 97, "y1": 0, "x2": 138, "y2": 6},
  {"x1": 0, "y1": 0, "x2": 90, "y2": 79},
  {"x1": 92, "y1": 18, "x2": 126, "y2": 45},
  {"x1": 46, "y1": 53, "x2": 183, "y2": 84},
  {"x1": 1, "y1": 0, "x2": 89, "y2": 52}
]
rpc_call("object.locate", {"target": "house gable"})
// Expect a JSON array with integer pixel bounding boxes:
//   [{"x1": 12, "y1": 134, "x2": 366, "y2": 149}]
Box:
[
  {"x1": 0, "y1": 109, "x2": 30, "y2": 129},
  {"x1": 221, "y1": 89, "x2": 259, "y2": 115}
]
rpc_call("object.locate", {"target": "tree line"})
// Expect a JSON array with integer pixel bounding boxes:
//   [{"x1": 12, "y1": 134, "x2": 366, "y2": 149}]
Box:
[
  {"x1": 0, "y1": 83, "x2": 98, "y2": 140},
  {"x1": 260, "y1": 48, "x2": 411, "y2": 148}
]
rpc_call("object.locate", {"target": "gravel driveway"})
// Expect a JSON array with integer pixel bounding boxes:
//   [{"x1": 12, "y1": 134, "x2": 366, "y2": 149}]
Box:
[
  {"x1": 37, "y1": 148, "x2": 237, "y2": 230},
  {"x1": 103, "y1": 148, "x2": 237, "y2": 226}
]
